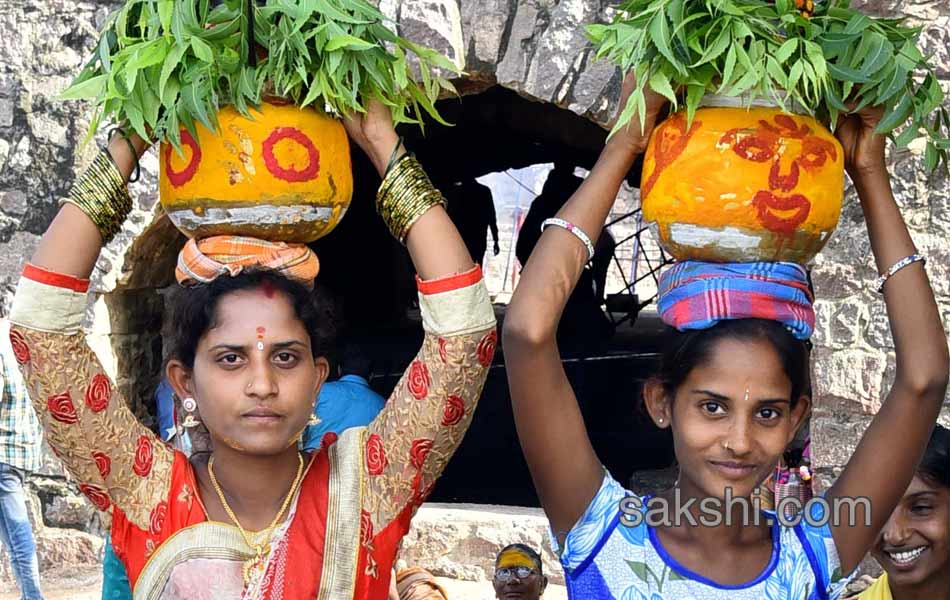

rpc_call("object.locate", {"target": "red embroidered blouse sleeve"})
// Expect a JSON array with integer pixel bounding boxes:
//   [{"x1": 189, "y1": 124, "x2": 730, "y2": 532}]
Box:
[
  {"x1": 361, "y1": 266, "x2": 496, "y2": 530},
  {"x1": 7, "y1": 264, "x2": 173, "y2": 531}
]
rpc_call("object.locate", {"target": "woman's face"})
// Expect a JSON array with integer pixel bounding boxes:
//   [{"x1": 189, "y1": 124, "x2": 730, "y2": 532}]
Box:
[
  {"x1": 648, "y1": 336, "x2": 808, "y2": 501},
  {"x1": 169, "y1": 286, "x2": 329, "y2": 456},
  {"x1": 871, "y1": 475, "x2": 950, "y2": 588}
]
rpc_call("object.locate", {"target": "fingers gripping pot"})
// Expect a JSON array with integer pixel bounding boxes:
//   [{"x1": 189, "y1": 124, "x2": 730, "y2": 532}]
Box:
[{"x1": 159, "y1": 100, "x2": 353, "y2": 243}]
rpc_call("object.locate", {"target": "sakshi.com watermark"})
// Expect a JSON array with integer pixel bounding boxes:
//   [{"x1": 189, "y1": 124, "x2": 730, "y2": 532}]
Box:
[{"x1": 618, "y1": 488, "x2": 872, "y2": 528}]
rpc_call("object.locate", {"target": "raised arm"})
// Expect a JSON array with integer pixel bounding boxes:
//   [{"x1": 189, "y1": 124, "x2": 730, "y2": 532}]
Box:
[
  {"x1": 826, "y1": 106, "x2": 950, "y2": 573},
  {"x1": 343, "y1": 102, "x2": 496, "y2": 530},
  {"x1": 9, "y1": 133, "x2": 175, "y2": 532},
  {"x1": 502, "y1": 75, "x2": 666, "y2": 537}
]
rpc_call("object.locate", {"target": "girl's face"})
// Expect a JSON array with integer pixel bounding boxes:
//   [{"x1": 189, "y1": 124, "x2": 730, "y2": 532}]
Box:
[
  {"x1": 168, "y1": 287, "x2": 329, "y2": 456},
  {"x1": 646, "y1": 336, "x2": 809, "y2": 500},
  {"x1": 871, "y1": 475, "x2": 950, "y2": 588}
]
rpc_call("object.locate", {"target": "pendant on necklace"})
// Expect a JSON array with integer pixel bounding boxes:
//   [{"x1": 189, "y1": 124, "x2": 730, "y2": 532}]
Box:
[{"x1": 242, "y1": 546, "x2": 269, "y2": 585}]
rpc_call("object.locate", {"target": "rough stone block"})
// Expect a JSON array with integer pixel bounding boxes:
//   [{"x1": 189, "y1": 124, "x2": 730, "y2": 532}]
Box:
[
  {"x1": 44, "y1": 495, "x2": 97, "y2": 531},
  {"x1": 400, "y1": 503, "x2": 565, "y2": 586},
  {"x1": 812, "y1": 347, "x2": 888, "y2": 413}
]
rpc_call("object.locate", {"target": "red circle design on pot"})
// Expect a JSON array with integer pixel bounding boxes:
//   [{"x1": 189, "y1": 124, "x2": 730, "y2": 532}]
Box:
[
  {"x1": 262, "y1": 127, "x2": 320, "y2": 183},
  {"x1": 164, "y1": 130, "x2": 202, "y2": 188}
]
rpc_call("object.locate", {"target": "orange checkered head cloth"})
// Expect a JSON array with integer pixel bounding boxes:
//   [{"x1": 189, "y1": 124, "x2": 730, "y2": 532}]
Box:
[{"x1": 175, "y1": 236, "x2": 320, "y2": 288}]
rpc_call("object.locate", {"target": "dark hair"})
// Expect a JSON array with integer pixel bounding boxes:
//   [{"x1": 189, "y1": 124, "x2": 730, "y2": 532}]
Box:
[
  {"x1": 656, "y1": 319, "x2": 810, "y2": 406},
  {"x1": 918, "y1": 424, "x2": 950, "y2": 488},
  {"x1": 340, "y1": 344, "x2": 372, "y2": 380},
  {"x1": 496, "y1": 543, "x2": 543, "y2": 575},
  {"x1": 164, "y1": 269, "x2": 339, "y2": 370}
]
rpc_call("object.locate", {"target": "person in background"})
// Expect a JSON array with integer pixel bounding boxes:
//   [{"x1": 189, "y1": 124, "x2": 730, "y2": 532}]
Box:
[
  {"x1": 493, "y1": 544, "x2": 548, "y2": 600},
  {"x1": 445, "y1": 178, "x2": 500, "y2": 266},
  {"x1": 0, "y1": 319, "x2": 44, "y2": 600},
  {"x1": 302, "y1": 344, "x2": 386, "y2": 450},
  {"x1": 153, "y1": 379, "x2": 176, "y2": 444},
  {"x1": 515, "y1": 163, "x2": 614, "y2": 353},
  {"x1": 850, "y1": 425, "x2": 950, "y2": 600},
  {"x1": 394, "y1": 566, "x2": 449, "y2": 599}
]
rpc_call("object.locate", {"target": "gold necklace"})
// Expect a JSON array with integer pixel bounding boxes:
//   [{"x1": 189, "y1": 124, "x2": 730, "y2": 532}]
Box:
[{"x1": 208, "y1": 452, "x2": 305, "y2": 585}]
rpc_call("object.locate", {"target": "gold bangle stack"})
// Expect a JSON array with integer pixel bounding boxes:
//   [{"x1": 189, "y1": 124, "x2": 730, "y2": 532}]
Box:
[
  {"x1": 376, "y1": 154, "x2": 446, "y2": 244},
  {"x1": 59, "y1": 150, "x2": 133, "y2": 244}
]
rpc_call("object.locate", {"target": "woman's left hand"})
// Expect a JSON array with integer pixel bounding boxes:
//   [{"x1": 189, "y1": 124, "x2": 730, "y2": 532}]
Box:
[
  {"x1": 834, "y1": 104, "x2": 887, "y2": 178},
  {"x1": 342, "y1": 99, "x2": 402, "y2": 177}
]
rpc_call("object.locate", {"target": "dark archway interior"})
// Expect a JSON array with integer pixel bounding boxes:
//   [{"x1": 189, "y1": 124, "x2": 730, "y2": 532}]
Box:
[{"x1": 304, "y1": 86, "x2": 673, "y2": 507}]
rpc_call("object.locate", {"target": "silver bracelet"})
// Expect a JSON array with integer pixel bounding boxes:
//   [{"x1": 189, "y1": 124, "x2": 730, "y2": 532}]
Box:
[
  {"x1": 541, "y1": 218, "x2": 595, "y2": 261},
  {"x1": 874, "y1": 254, "x2": 926, "y2": 293}
]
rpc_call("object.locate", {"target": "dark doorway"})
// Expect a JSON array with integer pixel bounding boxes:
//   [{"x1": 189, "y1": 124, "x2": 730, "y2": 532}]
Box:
[{"x1": 306, "y1": 85, "x2": 673, "y2": 508}]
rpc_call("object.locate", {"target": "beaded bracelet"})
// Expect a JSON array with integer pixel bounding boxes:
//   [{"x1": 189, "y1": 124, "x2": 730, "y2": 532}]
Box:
[
  {"x1": 59, "y1": 149, "x2": 133, "y2": 244},
  {"x1": 541, "y1": 217, "x2": 595, "y2": 262},
  {"x1": 376, "y1": 153, "x2": 446, "y2": 243},
  {"x1": 874, "y1": 254, "x2": 926, "y2": 293}
]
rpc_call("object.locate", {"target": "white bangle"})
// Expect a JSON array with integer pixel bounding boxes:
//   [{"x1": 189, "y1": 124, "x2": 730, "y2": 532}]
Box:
[
  {"x1": 874, "y1": 254, "x2": 926, "y2": 293},
  {"x1": 541, "y1": 218, "x2": 595, "y2": 261}
]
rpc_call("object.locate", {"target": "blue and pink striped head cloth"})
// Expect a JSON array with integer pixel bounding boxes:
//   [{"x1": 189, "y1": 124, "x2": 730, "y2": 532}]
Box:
[{"x1": 657, "y1": 262, "x2": 815, "y2": 340}]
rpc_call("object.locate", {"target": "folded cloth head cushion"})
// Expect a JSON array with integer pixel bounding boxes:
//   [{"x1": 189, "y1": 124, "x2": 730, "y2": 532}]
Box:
[
  {"x1": 175, "y1": 235, "x2": 319, "y2": 288},
  {"x1": 657, "y1": 261, "x2": 815, "y2": 340},
  {"x1": 396, "y1": 567, "x2": 448, "y2": 599}
]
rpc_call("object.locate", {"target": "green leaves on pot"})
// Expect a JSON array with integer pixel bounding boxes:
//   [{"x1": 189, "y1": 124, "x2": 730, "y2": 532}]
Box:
[
  {"x1": 588, "y1": 0, "x2": 949, "y2": 171},
  {"x1": 60, "y1": 0, "x2": 461, "y2": 149}
]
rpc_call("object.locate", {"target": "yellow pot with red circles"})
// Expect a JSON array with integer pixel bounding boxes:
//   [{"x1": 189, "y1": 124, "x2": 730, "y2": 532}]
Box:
[
  {"x1": 159, "y1": 100, "x2": 353, "y2": 243},
  {"x1": 640, "y1": 102, "x2": 844, "y2": 264}
]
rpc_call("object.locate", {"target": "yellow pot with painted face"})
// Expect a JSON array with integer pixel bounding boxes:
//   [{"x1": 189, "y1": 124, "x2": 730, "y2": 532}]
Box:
[
  {"x1": 640, "y1": 105, "x2": 844, "y2": 264},
  {"x1": 159, "y1": 100, "x2": 353, "y2": 243}
]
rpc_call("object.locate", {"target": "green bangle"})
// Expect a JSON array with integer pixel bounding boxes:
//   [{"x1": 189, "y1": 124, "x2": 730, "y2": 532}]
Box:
[
  {"x1": 106, "y1": 126, "x2": 141, "y2": 184},
  {"x1": 384, "y1": 136, "x2": 407, "y2": 178}
]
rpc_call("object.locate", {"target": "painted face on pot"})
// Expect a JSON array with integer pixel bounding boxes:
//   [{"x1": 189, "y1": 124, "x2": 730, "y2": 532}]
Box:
[
  {"x1": 641, "y1": 107, "x2": 845, "y2": 264},
  {"x1": 657, "y1": 337, "x2": 808, "y2": 501},
  {"x1": 871, "y1": 475, "x2": 950, "y2": 588},
  {"x1": 180, "y1": 287, "x2": 328, "y2": 456}
]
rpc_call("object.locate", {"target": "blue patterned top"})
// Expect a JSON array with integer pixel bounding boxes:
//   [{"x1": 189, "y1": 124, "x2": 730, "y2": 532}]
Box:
[{"x1": 552, "y1": 472, "x2": 854, "y2": 600}]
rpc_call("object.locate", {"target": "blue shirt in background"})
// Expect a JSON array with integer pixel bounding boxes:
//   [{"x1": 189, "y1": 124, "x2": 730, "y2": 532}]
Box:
[{"x1": 302, "y1": 374, "x2": 386, "y2": 450}]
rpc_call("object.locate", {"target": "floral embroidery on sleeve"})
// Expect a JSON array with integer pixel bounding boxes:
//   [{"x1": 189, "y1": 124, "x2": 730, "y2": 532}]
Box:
[
  {"x1": 12, "y1": 327, "x2": 174, "y2": 530},
  {"x1": 362, "y1": 326, "x2": 494, "y2": 532}
]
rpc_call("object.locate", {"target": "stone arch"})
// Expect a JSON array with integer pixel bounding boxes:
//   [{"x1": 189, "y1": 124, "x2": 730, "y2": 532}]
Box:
[{"x1": 93, "y1": 1, "x2": 632, "y2": 425}]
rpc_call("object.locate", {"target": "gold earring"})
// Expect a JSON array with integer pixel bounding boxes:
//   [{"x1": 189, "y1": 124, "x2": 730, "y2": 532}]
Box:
[{"x1": 308, "y1": 414, "x2": 320, "y2": 426}]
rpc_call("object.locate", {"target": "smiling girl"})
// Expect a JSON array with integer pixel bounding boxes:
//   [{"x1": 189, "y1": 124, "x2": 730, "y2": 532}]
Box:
[
  {"x1": 502, "y1": 72, "x2": 949, "y2": 599},
  {"x1": 7, "y1": 99, "x2": 496, "y2": 598},
  {"x1": 851, "y1": 425, "x2": 950, "y2": 600}
]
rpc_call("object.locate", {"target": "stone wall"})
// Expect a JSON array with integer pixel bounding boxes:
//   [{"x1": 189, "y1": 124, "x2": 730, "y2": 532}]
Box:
[
  {"x1": 808, "y1": 0, "x2": 950, "y2": 496},
  {"x1": 0, "y1": 0, "x2": 948, "y2": 587}
]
